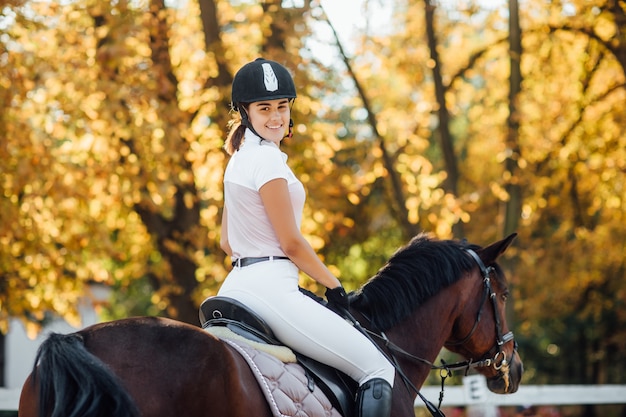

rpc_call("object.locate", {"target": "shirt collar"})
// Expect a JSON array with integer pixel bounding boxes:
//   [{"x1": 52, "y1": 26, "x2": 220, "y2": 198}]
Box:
[
  {"x1": 242, "y1": 128, "x2": 280, "y2": 150},
  {"x1": 241, "y1": 129, "x2": 288, "y2": 162}
]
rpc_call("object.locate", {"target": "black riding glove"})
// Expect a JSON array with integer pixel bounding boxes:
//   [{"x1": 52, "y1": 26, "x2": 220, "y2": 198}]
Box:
[{"x1": 325, "y1": 286, "x2": 349, "y2": 316}]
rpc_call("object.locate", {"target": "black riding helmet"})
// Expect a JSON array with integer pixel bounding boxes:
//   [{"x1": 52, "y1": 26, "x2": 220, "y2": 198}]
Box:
[{"x1": 231, "y1": 58, "x2": 297, "y2": 110}]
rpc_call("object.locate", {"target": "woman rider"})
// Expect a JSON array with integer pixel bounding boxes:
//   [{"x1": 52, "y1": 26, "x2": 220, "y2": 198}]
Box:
[{"x1": 217, "y1": 58, "x2": 395, "y2": 417}]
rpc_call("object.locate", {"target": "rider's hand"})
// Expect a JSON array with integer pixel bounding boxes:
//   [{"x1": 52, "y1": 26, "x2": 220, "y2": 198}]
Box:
[{"x1": 325, "y1": 286, "x2": 349, "y2": 315}]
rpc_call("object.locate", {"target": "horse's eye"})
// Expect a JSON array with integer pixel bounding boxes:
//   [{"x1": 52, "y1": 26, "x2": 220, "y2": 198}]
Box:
[{"x1": 501, "y1": 292, "x2": 509, "y2": 302}]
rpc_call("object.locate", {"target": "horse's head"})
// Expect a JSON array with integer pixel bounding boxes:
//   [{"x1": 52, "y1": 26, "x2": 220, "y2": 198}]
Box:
[
  {"x1": 350, "y1": 232, "x2": 524, "y2": 398},
  {"x1": 444, "y1": 233, "x2": 523, "y2": 394}
]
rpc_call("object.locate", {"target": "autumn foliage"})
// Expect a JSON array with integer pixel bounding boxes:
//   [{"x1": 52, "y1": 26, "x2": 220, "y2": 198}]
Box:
[{"x1": 1, "y1": 0, "x2": 625, "y2": 387}]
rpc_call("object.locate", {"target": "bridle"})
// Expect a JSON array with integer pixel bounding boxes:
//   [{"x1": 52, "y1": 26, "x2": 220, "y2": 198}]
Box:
[
  {"x1": 345, "y1": 248, "x2": 517, "y2": 415},
  {"x1": 444, "y1": 249, "x2": 516, "y2": 372}
]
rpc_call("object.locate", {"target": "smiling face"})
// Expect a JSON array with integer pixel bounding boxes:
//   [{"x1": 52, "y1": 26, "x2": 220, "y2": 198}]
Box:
[{"x1": 247, "y1": 98, "x2": 291, "y2": 145}]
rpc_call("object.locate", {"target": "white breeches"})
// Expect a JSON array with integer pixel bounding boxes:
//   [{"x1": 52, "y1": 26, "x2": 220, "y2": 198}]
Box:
[{"x1": 217, "y1": 259, "x2": 395, "y2": 386}]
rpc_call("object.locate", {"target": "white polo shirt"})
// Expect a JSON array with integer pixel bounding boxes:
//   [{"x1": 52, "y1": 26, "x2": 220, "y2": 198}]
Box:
[{"x1": 223, "y1": 130, "x2": 306, "y2": 259}]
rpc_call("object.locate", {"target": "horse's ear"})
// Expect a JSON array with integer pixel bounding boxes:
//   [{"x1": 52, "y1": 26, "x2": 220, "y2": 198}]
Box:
[{"x1": 478, "y1": 233, "x2": 517, "y2": 263}]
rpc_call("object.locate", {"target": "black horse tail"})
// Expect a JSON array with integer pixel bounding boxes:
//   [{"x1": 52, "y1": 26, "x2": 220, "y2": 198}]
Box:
[{"x1": 33, "y1": 332, "x2": 140, "y2": 417}]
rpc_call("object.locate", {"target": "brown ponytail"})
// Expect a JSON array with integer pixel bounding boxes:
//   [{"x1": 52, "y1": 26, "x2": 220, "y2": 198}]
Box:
[{"x1": 224, "y1": 105, "x2": 248, "y2": 155}]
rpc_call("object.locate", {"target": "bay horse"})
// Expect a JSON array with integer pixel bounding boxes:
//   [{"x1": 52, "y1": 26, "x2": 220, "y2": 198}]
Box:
[{"x1": 18, "y1": 233, "x2": 522, "y2": 417}]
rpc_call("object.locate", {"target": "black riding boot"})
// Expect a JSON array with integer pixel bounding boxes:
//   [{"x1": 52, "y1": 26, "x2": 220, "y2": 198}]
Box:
[{"x1": 355, "y1": 378, "x2": 392, "y2": 417}]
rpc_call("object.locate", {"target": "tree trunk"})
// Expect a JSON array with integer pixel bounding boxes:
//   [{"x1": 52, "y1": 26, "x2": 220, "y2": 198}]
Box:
[
  {"x1": 321, "y1": 5, "x2": 418, "y2": 240},
  {"x1": 138, "y1": 0, "x2": 203, "y2": 325},
  {"x1": 608, "y1": 1, "x2": 626, "y2": 74},
  {"x1": 424, "y1": 0, "x2": 463, "y2": 237},
  {"x1": 503, "y1": 0, "x2": 522, "y2": 238},
  {"x1": 90, "y1": 3, "x2": 202, "y2": 325},
  {"x1": 0, "y1": 332, "x2": 4, "y2": 387},
  {"x1": 198, "y1": 0, "x2": 233, "y2": 97}
]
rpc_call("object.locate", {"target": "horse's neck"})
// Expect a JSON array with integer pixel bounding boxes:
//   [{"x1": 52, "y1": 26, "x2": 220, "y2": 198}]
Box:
[{"x1": 383, "y1": 295, "x2": 458, "y2": 392}]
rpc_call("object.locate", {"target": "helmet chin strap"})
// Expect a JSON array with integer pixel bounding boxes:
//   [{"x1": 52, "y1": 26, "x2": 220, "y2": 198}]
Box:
[
  {"x1": 239, "y1": 108, "x2": 268, "y2": 142},
  {"x1": 284, "y1": 99, "x2": 295, "y2": 139}
]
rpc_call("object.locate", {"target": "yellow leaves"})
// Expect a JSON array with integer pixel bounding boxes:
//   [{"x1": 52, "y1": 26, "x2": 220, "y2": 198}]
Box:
[
  {"x1": 82, "y1": 92, "x2": 106, "y2": 120},
  {"x1": 593, "y1": 9, "x2": 616, "y2": 40},
  {"x1": 347, "y1": 192, "x2": 360, "y2": 205},
  {"x1": 0, "y1": 0, "x2": 623, "y2": 347},
  {"x1": 406, "y1": 196, "x2": 420, "y2": 224},
  {"x1": 489, "y1": 181, "x2": 510, "y2": 202},
  {"x1": 28, "y1": 88, "x2": 46, "y2": 105}
]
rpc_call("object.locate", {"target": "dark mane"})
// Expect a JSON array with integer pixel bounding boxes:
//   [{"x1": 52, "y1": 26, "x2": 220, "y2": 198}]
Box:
[{"x1": 350, "y1": 233, "x2": 477, "y2": 331}]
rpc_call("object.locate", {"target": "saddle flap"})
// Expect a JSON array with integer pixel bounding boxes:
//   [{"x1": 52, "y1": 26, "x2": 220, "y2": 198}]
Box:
[{"x1": 296, "y1": 354, "x2": 357, "y2": 417}]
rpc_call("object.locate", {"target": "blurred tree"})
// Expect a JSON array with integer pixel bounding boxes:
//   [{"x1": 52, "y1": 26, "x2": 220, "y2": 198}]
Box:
[
  {"x1": 503, "y1": 0, "x2": 522, "y2": 238},
  {"x1": 512, "y1": 0, "x2": 626, "y2": 392},
  {"x1": 1, "y1": 0, "x2": 625, "y2": 396},
  {"x1": 424, "y1": 0, "x2": 463, "y2": 238}
]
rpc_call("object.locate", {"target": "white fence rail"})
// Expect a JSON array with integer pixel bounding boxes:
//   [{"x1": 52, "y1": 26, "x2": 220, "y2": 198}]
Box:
[
  {"x1": 1, "y1": 388, "x2": 21, "y2": 411},
  {"x1": 2, "y1": 383, "x2": 625, "y2": 411},
  {"x1": 419, "y1": 382, "x2": 626, "y2": 407}
]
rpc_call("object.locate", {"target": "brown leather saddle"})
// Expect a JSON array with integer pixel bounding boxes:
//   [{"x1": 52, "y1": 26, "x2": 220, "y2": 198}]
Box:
[{"x1": 200, "y1": 295, "x2": 357, "y2": 417}]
